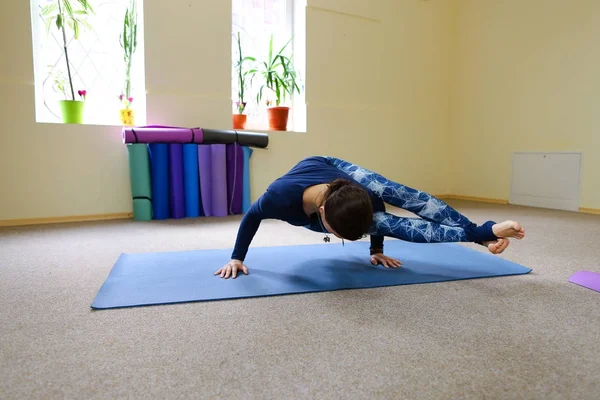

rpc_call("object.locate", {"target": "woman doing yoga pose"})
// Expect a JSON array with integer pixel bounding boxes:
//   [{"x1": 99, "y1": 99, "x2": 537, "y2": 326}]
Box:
[{"x1": 215, "y1": 156, "x2": 525, "y2": 279}]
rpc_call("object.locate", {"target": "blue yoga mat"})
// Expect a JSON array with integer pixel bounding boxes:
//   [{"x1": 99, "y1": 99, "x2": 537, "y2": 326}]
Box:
[
  {"x1": 148, "y1": 143, "x2": 170, "y2": 220},
  {"x1": 242, "y1": 146, "x2": 253, "y2": 213},
  {"x1": 183, "y1": 144, "x2": 200, "y2": 218},
  {"x1": 91, "y1": 240, "x2": 531, "y2": 310}
]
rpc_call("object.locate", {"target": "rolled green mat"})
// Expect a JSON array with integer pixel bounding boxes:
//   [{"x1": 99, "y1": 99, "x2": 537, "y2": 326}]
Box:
[
  {"x1": 127, "y1": 144, "x2": 153, "y2": 221},
  {"x1": 132, "y1": 199, "x2": 153, "y2": 221}
]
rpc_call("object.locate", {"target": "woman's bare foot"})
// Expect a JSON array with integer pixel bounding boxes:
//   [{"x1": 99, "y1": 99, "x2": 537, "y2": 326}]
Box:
[
  {"x1": 483, "y1": 238, "x2": 510, "y2": 254},
  {"x1": 492, "y1": 220, "x2": 525, "y2": 239}
]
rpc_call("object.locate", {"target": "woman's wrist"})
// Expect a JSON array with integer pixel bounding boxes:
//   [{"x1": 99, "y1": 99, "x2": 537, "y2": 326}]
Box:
[{"x1": 370, "y1": 248, "x2": 383, "y2": 255}]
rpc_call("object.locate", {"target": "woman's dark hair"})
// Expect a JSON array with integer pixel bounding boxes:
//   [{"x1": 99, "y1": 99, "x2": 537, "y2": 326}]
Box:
[{"x1": 322, "y1": 178, "x2": 373, "y2": 240}]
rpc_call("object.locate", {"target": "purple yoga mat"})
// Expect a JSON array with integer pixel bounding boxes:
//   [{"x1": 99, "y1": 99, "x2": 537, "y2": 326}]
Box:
[
  {"x1": 169, "y1": 144, "x2": 186, "y2": 219},
  {"x1": 568, "y1": 271, "x2": 600, "y2": 293},
  {"x1": 211, "y1": 144, "x2": 228, "y2": 217},
  {"x1": 226, "y1": 143, "x2": 244, "y2": 215},
  {"x1": 197, "y1": 145, "x2": 213, "y2": 216},
  {"x1": 122, "y1": 127, "x2": 203, "y2": 144}
]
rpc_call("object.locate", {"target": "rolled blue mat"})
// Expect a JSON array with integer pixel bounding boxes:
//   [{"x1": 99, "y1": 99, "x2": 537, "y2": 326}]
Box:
[
  {"x1": 169, "y1": 143, "x2": 186, "y2": 219},
  {"x1": 242, "y1": 146, "x2": 253, "y2": 213},
  {"x1": 183, "y1": 144, "x2": 200, "y2": 218},
  {"x1": 148, "y1": 144, "x2": 170, "y2": 220},
  {"x1": 197, "y1": 145, "x2": 213, "y2": 217}
]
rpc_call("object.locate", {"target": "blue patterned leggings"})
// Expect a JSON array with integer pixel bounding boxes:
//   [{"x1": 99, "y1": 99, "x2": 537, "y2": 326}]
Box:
[{"x1": 326, "y1": 157, "x2": 497, "y2": 244}]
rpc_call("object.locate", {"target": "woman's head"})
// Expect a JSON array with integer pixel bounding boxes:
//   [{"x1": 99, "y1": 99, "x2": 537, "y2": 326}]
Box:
[{"x1": 319, "y1": 178, "x2": 373, "y2": 240}]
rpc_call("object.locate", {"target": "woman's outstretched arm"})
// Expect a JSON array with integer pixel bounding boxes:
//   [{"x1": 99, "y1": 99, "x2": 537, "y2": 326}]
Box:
[
  {"x1": 215, "y1": 192, "x2": 281, "y2": 279},
  {"x1": 230, "y1": 193, "x2": 277, "y2": 262}
]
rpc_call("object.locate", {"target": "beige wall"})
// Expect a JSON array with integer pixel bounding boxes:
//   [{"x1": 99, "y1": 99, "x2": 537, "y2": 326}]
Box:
[
  {"x1": 451, "y1": 0, "x2": 600, "y2": 209},
  {"x1": 3, "y1": 0, "x2": 598, "y2": 222},
  {"x1": 0, "y1": 0, "x2": 454, "y2": 221}
]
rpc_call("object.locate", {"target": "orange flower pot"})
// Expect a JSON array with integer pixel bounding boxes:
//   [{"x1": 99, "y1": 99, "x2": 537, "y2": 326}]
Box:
[
  {"x1": 232, "y1": 113, "x2": 247, "y2": 129},
  {"x1": 267, "y1": 106, "x2": 290, "y2": 131}
]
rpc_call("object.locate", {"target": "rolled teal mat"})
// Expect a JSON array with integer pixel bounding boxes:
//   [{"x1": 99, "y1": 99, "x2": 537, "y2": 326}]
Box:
[
  {"x1": 132, "y1": 199, "x2": 153, "y2": 221},
  {"x1": 242, "y1": 146, "x2": 253, "y2": 213},
  {"x1": 127, "y1": 144, "x2": 152, "y2": 221}
]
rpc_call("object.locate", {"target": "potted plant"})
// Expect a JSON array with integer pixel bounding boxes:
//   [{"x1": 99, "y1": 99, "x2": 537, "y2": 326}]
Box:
[
  {"x1": 41, "y1": 0, "x2": 94, "y2": 124},
  {"x1": 253, "y1": 34, "x2": 301, "y2": 131},
  {"x1": 49, "y1": 68, "x2": 88, "y2": 120},
  {"x1": 119, "y1": 0, "x2": 138, "y2": 126},
  {"x1": 232, "y1": 32, "x2": 255, "y2": 129}
]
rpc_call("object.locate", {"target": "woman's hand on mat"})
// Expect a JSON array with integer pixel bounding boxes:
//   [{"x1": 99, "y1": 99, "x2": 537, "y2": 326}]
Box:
[
  {"x1": 215, "y1": 259, "x2": 248, "y2": 279},
  {"x1": 370, "y1": 253, "x2": 402, "y2": 268}
]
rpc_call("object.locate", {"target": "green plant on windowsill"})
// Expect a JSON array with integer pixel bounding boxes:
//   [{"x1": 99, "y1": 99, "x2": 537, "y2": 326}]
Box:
[
  {"x1": 232, "y1": 32, "x2": 256, "y2": 129},
  {"x1": 118, "y1": 0, "x2": 138, "y2": 126},
  {"x1": 50, "y1": 67, "x2": 87, "y2": 103},
  {"x1": 41, "y1": 0, "x2": 94, "y2": 124},
  {"x1": 251, "y1": 34, "x2": 302, "y2": 131}
]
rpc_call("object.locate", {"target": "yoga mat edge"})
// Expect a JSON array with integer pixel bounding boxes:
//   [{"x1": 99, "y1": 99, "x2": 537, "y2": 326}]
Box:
[{"x1": 568, "y1": 270, "x2": 600, "y2": 292}]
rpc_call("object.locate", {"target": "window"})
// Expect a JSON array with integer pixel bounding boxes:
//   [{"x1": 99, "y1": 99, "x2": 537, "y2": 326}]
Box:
[
  {"x1": 232, "y1": 0, "x2": 306, "y2": 132},
  {"x1": 30, "y1": 0, "x2": 147, "y2": 126}
]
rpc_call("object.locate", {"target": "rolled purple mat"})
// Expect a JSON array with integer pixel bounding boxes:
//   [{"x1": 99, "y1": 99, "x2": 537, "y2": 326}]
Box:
[
  {"x1": 168, "y1": 144, "x2": 186, "y2": 219},
  {"x1": 122, "y1": 127, "x2": 204, "y2": 144},
  {"x1": 210, "y1": 144, "x2": 228, "y2": 217},
  {"x1": 226, "y1": 143, "x2": 244, "y2": 215},
  {"x1": 197, "y1": 145, "x2": 213, "y2": 217}
]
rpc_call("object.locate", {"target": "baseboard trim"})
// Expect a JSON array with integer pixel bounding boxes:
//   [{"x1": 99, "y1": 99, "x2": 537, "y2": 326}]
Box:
[
  {"x1": 579, "y1": 207, "x2": 600, "y2": 215},
  {"x1": 435, "y1": 194, "x2": 509, "y2": 205},
  {"x1": 1, "y1": 201, "x2": 597, "y2": 228},
  {"x1": 0, "y1": 212, "x2": 133, "y2": 227},
  {"x1": 437, "y1": 194, "x2": 600, "y2": 215}
]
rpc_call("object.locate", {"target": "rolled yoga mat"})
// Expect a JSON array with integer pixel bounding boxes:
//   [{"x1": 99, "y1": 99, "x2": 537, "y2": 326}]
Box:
[
  {"x1": 202, "y1": 128, "x2": 269, "y2": 149},
  {"x1": 183, "y1": 144, "x2": 200, "y2": 218},
  {"x1": 210, "y1": 144, "x2": 228, "y2": 217},
  {"x1": 148, "y1": 143, "x2": 170, "y2": 220},
  {"x1": 226, "y1": 143, "x2": 244, "y2": 215},
  {"x1": 123, "y1": 127, "x2": 203, "y2": 144},
  {"x1": 197, "y1": 145, "x2": 213, "y2": 216},
  {"x1": 242, "y1": 146, "x2": 253, "y2": 213},
  {"x1": 126, "y1": 144, "x2": 153, "y2": 221},
  {"x1": 91, "y1": 240, "x2": 532, "y2": 309},
  {"x1": 168, "y1": 144, "x2": 186, "y2": 219}
]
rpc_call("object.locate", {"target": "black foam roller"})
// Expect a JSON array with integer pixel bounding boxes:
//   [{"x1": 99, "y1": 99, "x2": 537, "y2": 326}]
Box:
[{"x1": 201, "y1": 129, "x2": 269, "y2": 149}]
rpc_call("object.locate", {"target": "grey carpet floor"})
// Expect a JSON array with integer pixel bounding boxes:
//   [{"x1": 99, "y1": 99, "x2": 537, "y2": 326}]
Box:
[{"x1": 1, "y1": 201, "x2": 599, "y2": 400}]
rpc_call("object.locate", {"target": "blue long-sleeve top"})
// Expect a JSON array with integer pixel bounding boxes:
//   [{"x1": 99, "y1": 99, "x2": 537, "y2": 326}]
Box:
[{"x1": 231, "y1": 156, "x2": 386, "y2": 261}]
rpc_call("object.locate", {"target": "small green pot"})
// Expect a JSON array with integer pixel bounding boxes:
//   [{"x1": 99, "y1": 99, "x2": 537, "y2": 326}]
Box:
[{"x1": 59, "y1": 100, "x2": 85, "y2": 124}]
